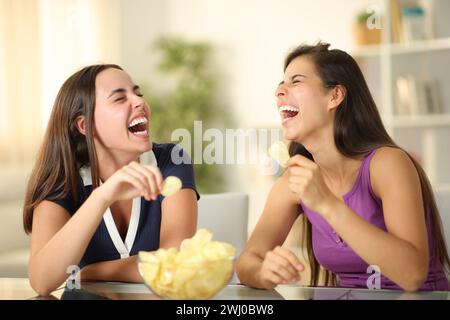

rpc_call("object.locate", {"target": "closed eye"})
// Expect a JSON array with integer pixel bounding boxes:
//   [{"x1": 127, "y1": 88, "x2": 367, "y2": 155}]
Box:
[
  {"x1": 114, "y1": 96, "x2": 126, "y2": 103},
  {"x1": 114, "y1": 93, "x2": 143, "y2": 103},
  {"x1": 290, "y1": 74, "x2": 306, "y2": 85}
]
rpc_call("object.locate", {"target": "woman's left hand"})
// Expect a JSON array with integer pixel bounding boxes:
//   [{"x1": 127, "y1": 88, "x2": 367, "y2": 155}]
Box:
[{"x1": 287, "y1": 155, "x2": 338, "y2": 218}]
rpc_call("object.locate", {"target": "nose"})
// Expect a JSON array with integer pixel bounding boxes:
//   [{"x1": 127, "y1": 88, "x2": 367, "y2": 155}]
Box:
[
  {"x1": 132, "y1": 94, "x2": 145, "y2": 109},
  {"x1": 275, "y1": 84, "x2": 287, "y2": 99},
  {"x1": 132, "y1": 95, "x2": 151, "y2": 116}
]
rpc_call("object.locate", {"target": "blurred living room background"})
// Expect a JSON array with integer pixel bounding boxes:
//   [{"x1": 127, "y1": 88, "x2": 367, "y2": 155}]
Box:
[{"x1": 1, "y1": 0, "x2": 449, "y2": 283}]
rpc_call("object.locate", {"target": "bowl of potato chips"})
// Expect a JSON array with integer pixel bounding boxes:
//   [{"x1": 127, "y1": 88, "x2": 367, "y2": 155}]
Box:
[{"x1": 138, "y1": 229, "x2": 236, "y2": 300}]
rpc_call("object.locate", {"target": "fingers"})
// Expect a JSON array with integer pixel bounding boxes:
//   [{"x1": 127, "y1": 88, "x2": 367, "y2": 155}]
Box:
[
  {"x1": 288, "y1": 162, "x2": 316, "y2": 190},
  {"x1": 129, "y1": 162, "x2": 163, "y2": 200},
  {"x1": 288, "y1": 175, "x2": 307, "y2": 185},
  {"x1": 144, "y1": 165, "x2": 163, "y2": 189},
  {"x1": 121, "y1": 165, "x2": 152, "y2": 201},
  {"x1": 274, "y1": 246, "x2": 304, "y2": 272},
  {"x1": 287, "y1": 154, "x2": 316, "y2": 169},
  {"x1": 262, "y1": 247, "x2": 303, "y2": 285},
  {"x1": 116, "y1": 161, "x2": 165, "y2": 201},
  {"x1": 289, "y1": 166, "x2": 313, "y2": 178},
  {"x1": 119, "y1": 167, "x2": 151, "y2": 200},
  {"x1": 261, "y1": 271, "x2": 284, "y2": 288},
  {"x1": 288, "y1": 172, "x2": 307, "y2": 193}
]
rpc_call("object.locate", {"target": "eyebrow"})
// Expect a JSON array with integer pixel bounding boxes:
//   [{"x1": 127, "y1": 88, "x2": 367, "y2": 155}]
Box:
[
  {"x1": 107, "y1": 85, "x2": 140, "y2": 99},
  {"x1": 278, "y1": 74, "x2": 307, "y2": 86}
]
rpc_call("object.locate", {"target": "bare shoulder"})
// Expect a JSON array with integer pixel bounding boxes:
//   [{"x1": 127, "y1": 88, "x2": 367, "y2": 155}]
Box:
[
  {"x1": 259, "y1": 170, "x2": 301, "y2": 222},
  {"x1": 370, "y1": 146, "x2": 420, "y2": 197},
  {"x1": 371, "y1": 146, "x2": 415, "y2": 173},
  {"x1": 272, "y1": 169, "x2": 301, "y2": 206}
]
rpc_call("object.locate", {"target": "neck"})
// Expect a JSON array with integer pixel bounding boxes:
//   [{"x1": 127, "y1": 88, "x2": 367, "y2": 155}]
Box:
[
  {"x1": 94, "y1": 143, "x2": 141, "y2": 182},
  {"x1": 299, "y1": 127, "x2": 360, "y2": 183}
]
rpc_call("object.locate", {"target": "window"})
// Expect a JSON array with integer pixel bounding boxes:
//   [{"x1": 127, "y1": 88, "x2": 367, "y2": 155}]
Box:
[{"x1": 0, "y1": 0, "x2": 120, "y2": 164}]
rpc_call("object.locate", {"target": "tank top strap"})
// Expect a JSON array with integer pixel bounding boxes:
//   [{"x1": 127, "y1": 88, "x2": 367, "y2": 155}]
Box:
[{"x1": 358, "y1": 148, "x2": 379, "y2": 196}]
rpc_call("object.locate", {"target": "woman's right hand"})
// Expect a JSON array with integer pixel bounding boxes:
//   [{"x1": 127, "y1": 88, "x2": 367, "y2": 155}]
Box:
[
  {"x1": 258, "y1": 246, "x2": 304, "y2": 289},
  {"x1": 96, "y1": 161, "x2": 163, "y2": 204}
]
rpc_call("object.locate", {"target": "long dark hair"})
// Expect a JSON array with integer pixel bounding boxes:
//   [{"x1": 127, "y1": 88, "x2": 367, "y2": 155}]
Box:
[
  {"x1": 285, "y1": 42, "x2": 450, "y2": 286},
  {"x1": 23, "y1": 64, "x2": 123, "y2": 234}
]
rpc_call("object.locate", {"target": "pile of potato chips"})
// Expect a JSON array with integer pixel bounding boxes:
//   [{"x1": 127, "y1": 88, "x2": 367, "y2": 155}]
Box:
[{"x1": 138, "y1": 229, "x2": 235, "y2": 299}]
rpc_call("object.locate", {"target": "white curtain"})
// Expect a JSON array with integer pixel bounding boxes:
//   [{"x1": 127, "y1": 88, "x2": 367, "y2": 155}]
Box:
[
  {"x1": 0, "y1": 0, "x2": 120, "y2": 165},
  {"x1": 0, "y1": 0, "x2": 42, "y2": 164}
]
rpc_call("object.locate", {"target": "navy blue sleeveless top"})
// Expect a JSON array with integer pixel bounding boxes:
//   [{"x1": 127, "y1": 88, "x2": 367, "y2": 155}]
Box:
[{"x1": 48, "y1": 143, "x2": 199, "y2": 268}]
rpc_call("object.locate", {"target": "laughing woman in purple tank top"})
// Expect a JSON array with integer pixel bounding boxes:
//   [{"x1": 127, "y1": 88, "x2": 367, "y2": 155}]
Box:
[{"x1": 236, "y1": 42, "x2": 450, "y2": 292}]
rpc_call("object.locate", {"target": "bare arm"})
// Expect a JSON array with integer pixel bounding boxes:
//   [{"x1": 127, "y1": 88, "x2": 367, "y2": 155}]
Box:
[
  {"x1": 29, "y1": 189, "x2": 110, "y2": 296},
  {"x1": 28, "y1": 162, "x2": 163, "y2": 296},
  {"x1": 236, "y1": 171, "x2": 304, "y2": 289},
  {"x1": 160, "y1": 188, "x2": 198, "y2": 248},
  {"x1": 80, "y1": 255, "x2": 141, "y2": 283},
  {"x1": 322, "y1": 147, "x2": 429, "y2": 292}
]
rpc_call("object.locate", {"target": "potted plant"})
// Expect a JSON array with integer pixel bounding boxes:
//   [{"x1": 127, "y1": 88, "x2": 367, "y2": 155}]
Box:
[
  {"x1": 354, "y1": 9, "x2": 382, "y2": 45},
  {"x1": 142, "y1": 37, "x2": 233, "y2": 193}
]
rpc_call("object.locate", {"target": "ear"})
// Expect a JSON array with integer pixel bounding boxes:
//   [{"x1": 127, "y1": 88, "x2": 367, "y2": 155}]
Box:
[
  {"x1": 75, "y1": 115, "x2": 87, "y2": 136},
  {"x1": 328, "y1": 85, "x2": 347, "y2": 111}
]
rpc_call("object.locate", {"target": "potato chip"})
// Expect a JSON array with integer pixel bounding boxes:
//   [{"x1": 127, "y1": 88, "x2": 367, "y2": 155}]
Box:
[
  {"x1": 139, "y1": 261, "x2": 159, "y2": 283},
  {"x1": 155, "y1": 247, "x2": 178, "y2": 261},
  {"x1": 201, "y1": 241, "x2": 235, "y2": 260},
  {"x1": 161, "y1": 176, "x2": 182, "y2": 197},
  {"x1": 180, "y1": 228, "x2": 213, "y2": 252},
  {"x1": 138, "y1": 251, "x2": 159, "y2": 263},
  {"x1": 138, "y1": 229, "x2": 235, "y2": 299},
  {"x1": 268, "y1": 141, "x2": 290, "y2": 167}
]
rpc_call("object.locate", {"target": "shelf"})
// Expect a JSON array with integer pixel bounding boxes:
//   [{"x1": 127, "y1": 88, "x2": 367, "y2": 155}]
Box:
[
  {"x1": 352, "y1": 0, "x2": 450, "y2": 195},
  {"x1": 386, "y1": 114, "x2": 450, "y2": 128},
  {"x1": 390, "y1": 37, "x2": 450, "y2": 55},
  {"x1": 351, "y1": 37, "x2": 450, "y2": 58}
]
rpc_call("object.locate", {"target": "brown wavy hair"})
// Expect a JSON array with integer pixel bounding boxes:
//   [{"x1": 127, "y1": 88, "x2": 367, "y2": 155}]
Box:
[
  {"x1": 23, "y1": 64, "x2": 123, "y2": 234},
  {"x1": 285, "y1": 42, "x2": 450, "y2": 286}
]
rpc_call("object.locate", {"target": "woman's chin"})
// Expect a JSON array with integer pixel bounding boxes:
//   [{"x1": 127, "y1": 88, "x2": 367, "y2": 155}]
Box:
[
  {"x1": 130, "y1": 139, "x2": 152, "y2": 154},
  {"x1": 140, "y1": 140, "x2": 153, "y2": 152},
  {"x1": 282, "y1": 129, "x2": 301, "y2": 142}
]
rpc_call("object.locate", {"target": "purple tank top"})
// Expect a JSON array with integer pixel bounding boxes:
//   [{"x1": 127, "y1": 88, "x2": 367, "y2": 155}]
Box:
[{"x1": 300, "y1": 148, "x2": 449, "y2": 291}]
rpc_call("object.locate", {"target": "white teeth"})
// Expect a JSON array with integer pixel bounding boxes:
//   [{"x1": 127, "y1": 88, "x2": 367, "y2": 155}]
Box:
[
  {"x1": 132, "y1": 129, "x2": 148, "y2": 136},
  {"x1": 279, "y1": 105, "x2": 300, "y2": 112},
  {"x1": 128, "y1": 117, "x2": 148, "y2": 128}
]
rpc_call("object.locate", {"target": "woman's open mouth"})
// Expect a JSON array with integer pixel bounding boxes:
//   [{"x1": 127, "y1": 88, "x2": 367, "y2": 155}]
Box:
[
  {"x1": 279, "y1": 105, "x2": 300, "y2": 124},
  {"x1": 127, "y1": 116, "x2": 149, "y2": 137}
]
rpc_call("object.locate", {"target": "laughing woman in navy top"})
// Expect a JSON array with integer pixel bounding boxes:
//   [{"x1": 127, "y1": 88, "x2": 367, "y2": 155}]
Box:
[{"x1": 23, "y1": 64, "x2": 199, "y2": 296}]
